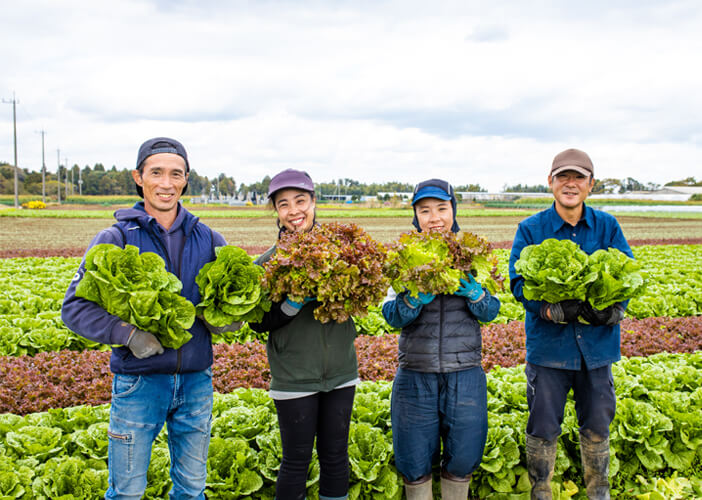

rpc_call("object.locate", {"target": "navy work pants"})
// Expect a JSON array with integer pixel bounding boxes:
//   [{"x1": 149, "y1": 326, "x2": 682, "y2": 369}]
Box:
[{"x1": 525, "y1": 362, "x2": 616, "y2": 441}]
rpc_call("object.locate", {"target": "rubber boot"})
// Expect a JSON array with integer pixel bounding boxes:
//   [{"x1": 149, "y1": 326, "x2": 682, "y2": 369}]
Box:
[
  {"x1": 440, "y1": 472, "x2": 471, "y2": 500},
  {"x1": 404, "y1": 476, "x2": 432, "y2": 500},
  {"x1": 580, "y1": 432, "x2": 611, "y2": 500},
  {"x1": 526, "y1": 433, "x2": 557, "y2": 500}
]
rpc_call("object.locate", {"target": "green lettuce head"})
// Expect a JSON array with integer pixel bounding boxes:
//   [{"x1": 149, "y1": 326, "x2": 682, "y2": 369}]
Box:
[
  {"x1": 195, "y1": 245, "x2": 271, "y2": 327},
  {"x1": 586, "y1": 248, "x2": 646, "y2": 310},
  {"x1": 76, "y1": 244, "x2": 194, "y2": 349},
  {"x1": 514, "y1": 238, "x2": 596, "y2": 303}
]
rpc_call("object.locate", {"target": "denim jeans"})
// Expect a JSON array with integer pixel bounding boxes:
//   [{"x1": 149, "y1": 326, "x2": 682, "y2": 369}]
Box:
[
  {"x1": 525, "y1": 362, "x2": 616, "y2": 441},
  {"x1": 104, "y1": 369, "x2": 213, "y2": 500},
  {"x1": 391, "y1": 367, "x2": 488, "y2": 482}
]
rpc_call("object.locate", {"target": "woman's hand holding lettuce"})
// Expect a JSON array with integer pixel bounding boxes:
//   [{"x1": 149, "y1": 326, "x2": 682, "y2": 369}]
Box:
[
  {"x1": 383, "y1": 230, "x2": 504, "y2": 299},
  {"x1": 262, "y1": 222, "x2": 388, "y2": 323}
]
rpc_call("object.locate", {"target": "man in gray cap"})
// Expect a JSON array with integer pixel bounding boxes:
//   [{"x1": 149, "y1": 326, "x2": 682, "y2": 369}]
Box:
[
  {"x1": 508, "y1": 148, "x2": 633, "y2": 499},
  {"x1": 62, "y1": 137, "x2": 234, "y2": 499}
]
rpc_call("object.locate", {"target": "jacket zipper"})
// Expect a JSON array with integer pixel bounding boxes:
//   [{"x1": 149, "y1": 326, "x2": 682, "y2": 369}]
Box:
[
  {"x1": 321, "y1": 312, "x2": 329, "y2": 384},
  {"x1": 149, "y1": 221, "x2": 186, "y2": 374},
  {"x1": 174, "y1": 233, "x2": 189, "y2": 374},
  {"x1": 439, "y1": 295, "x2": 444, "y2": 372}
]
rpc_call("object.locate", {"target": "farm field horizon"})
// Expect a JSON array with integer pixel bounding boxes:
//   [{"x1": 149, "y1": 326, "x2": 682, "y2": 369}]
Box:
[{"x1": 2, "y1": 205, "x2": 702, "y2": 257}]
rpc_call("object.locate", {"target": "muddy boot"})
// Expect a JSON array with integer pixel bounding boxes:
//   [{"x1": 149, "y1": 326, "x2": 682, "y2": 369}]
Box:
[
  {"x1": 526, "y1": 433, "x2": 557, "y2": 500},
  {"x1": 580, "y1": 432, "x2": 610, "y2": 500},
  {"x1": 440, "y1": 471, "x2": 470, "y2": 500},
  {"x1": 404, "y1": 476, "x2": 432, "y2": 500}
]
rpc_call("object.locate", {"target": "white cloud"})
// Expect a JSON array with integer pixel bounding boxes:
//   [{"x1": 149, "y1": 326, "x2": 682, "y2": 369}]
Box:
[{"x1": 1, "y1": 0, "x2": 701, "y2": 192}]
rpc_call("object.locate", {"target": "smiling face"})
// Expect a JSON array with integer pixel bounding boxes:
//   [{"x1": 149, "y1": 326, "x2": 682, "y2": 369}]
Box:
[
  {"x1": 132, "y1": 153, "x2": 188, "y2": 221},
  {"x1": 414, "y1": 197, "x2": 454, "y2": 233},
  {"x1": 548, "y1": 170, "x2": 594, "y2": 212},
  {"x1": 273, "y1": 188, "x2": 316, "y2": 232}
]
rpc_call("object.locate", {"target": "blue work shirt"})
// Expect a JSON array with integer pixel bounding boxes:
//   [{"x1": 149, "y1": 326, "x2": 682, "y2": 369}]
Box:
[{"x1": 509, "y1": 203, "x2": 633, "y2": 370}]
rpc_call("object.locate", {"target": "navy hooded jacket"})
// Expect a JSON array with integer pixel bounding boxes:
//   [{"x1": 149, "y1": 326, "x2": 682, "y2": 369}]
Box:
[{"x1": 61, "y1": 202, "x2": 226, "y2": 375}]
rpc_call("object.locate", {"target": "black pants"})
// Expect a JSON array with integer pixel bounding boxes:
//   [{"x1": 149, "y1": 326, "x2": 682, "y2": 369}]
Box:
[{"x1": 274, "y1": 386, "x2": 355, "y2": 500}]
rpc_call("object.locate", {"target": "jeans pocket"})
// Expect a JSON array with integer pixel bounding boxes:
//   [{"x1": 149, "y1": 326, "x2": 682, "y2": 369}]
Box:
[
  {"x1": 108, "y1": 428, "x2": 134, "y2": 474},
  {"x1": 112, "y1": 374, "x2": 142, "y2": 398}
]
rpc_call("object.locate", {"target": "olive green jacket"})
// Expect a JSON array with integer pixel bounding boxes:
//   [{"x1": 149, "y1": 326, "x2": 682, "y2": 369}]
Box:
[{"x1": 250, "y1": 245, "x2": 358, "y2": 392}]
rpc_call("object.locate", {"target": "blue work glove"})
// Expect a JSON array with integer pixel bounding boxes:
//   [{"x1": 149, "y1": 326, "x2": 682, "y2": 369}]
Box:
[
  {"x1": 455, "y1": 275, "x2": 484, "y2": 301},
  {"x1": 404, "y1": 292, "x2": 435, "y2": 308},
  {"x1": 284, "y1": 296, "x2": 315, "y2": 310}
]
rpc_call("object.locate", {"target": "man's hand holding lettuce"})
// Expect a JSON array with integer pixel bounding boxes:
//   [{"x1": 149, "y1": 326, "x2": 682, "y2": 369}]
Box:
[
  {"x1": 514, "y1": 239, "x2": 646, "y2": 324},
  {"x1": 195, "y1": 245, "x2": 271, "y2": 335},
  {"x1": 75, "y1": 244, "x2": 195, "y2": 350}
]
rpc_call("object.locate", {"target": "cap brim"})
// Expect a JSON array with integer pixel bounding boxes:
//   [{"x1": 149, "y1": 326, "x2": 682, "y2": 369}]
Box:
[
  {"x1": 550, "y1": 165, "x2": 592, "y2": 177},
  {"x1": 412, "y1": 192, "x2": 452, "y2": 203}
]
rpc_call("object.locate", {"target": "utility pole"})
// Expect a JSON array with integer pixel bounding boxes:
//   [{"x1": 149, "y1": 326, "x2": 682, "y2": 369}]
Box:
[
  {"x1": 78, "y1": 165, "x2": 82, "y2": 195},
  {"x1": 64, "y1": 157, "x2": 68, "y2": 200},
  {"x1": 36, "y1": 130, "x2": 46, "y2": 203},
  {"x1": 2, "y1": 92, "x2": 19, "y2": 208},
  {"x1": 56, "y1": 149, "x2": 61, "y2": 204},
  {"x1": 70, "y1": 162, "x2": 74, "y2": 195}
]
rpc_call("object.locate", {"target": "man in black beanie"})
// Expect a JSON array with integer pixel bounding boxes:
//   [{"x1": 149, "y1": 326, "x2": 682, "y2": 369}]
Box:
[{"x1": 63, "y1": 137, "x2": 234, "y2": 498}]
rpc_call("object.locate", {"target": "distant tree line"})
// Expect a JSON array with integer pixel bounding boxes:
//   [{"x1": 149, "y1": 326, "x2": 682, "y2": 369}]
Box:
[
  {"x1": 0, "y1": 162, "x2": 236, "y2": 198},
  {"x1": 1, "y1": 161, "x2": 697, "y2": 198},
  {"x1": 665, "y1": 177, "x2": 701, "y2": 187},
  {"x1": 502, "y1": 176, "x2": 700, "y2": 194}
]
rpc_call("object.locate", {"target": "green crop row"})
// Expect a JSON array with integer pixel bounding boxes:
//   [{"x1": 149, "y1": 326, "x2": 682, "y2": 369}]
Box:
[
  {"x1": 1, "y1": 352, "x2": 701, "y2": 499},
  {"x1": 1, "y1": 245, "x2": 701, "y2": 356}
]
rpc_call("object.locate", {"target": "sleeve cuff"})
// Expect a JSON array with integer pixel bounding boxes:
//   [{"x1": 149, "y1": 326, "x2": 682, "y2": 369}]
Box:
[
  {"x1": 111, "y1": 321, "x2": 135, "y2": 346},
  {"x1": 281, "y1": 300, "x2": 303, "y2": 316},
  {"x1": 402, "y1": 294, "x2": 418, "y2": 309},
  {"x1": 467, "y1": 289, "x2": 486, "y2": 303}
]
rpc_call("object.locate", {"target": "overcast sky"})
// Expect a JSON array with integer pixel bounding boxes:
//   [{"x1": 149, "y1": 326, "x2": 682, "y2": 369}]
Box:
[{"x1": 2, "y1": 0, "x2": 701, "y2": 192}]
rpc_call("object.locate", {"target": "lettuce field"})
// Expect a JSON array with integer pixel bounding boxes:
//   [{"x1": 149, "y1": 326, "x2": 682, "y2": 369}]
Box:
[{"x1": 0, "y1": 207, "x2": 701, "y2": 499}]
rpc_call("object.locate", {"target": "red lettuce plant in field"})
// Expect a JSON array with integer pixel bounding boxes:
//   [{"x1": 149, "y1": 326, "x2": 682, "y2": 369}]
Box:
[
  {"x1": 211, "y1": 342, "x2": 270, "y2": 392},
  {"x1": 261, "y1": 222, "x2": 389, "y2": 323},
  {"x1": 1, "y1": 316, "x2": 700, "y2": 415}
]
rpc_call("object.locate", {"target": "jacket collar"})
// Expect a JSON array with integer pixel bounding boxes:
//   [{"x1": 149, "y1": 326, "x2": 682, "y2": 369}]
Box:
[
  {"x1": 548, "y1": 201, "x2": 594, "y2": 232},
  {"x1": 114, "y1": 201, "x2": 199, "y2": 236}
]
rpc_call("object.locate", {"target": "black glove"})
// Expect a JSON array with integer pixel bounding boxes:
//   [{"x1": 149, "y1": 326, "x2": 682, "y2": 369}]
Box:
[
  {"x1": 580, "y1": 303, "x2": 625, "y2": 326},
  {"x1": 126, "y1": 328, "x2": 164, "y2": 359},
  {"x1": 540, "y1": 300, "x2": 583, "y2": 324}
]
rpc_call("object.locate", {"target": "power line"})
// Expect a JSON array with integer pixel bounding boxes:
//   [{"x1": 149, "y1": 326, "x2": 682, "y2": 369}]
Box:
[{"x1": 2, "y1": 92, "x2": 19, "y2": 208}]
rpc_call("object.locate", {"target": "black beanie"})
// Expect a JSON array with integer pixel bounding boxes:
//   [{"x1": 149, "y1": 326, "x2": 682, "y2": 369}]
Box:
[{"x1": 134, "y1": 137, "x2": 190, "y2": 197}]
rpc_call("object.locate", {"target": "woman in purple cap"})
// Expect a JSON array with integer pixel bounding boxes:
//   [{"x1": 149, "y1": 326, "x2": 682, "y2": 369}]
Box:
[
  {"x1": 381, "y1": 178, "x2": 500, "y2": 500},
  {"x1": 249, "y1": 169, "x2": 358, "y2": 500}
]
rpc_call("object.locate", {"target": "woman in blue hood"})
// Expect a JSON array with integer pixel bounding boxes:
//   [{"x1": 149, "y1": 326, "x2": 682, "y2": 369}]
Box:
[{"x1": 382, "y1": 179, "x2": 500, "y2": 500}]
